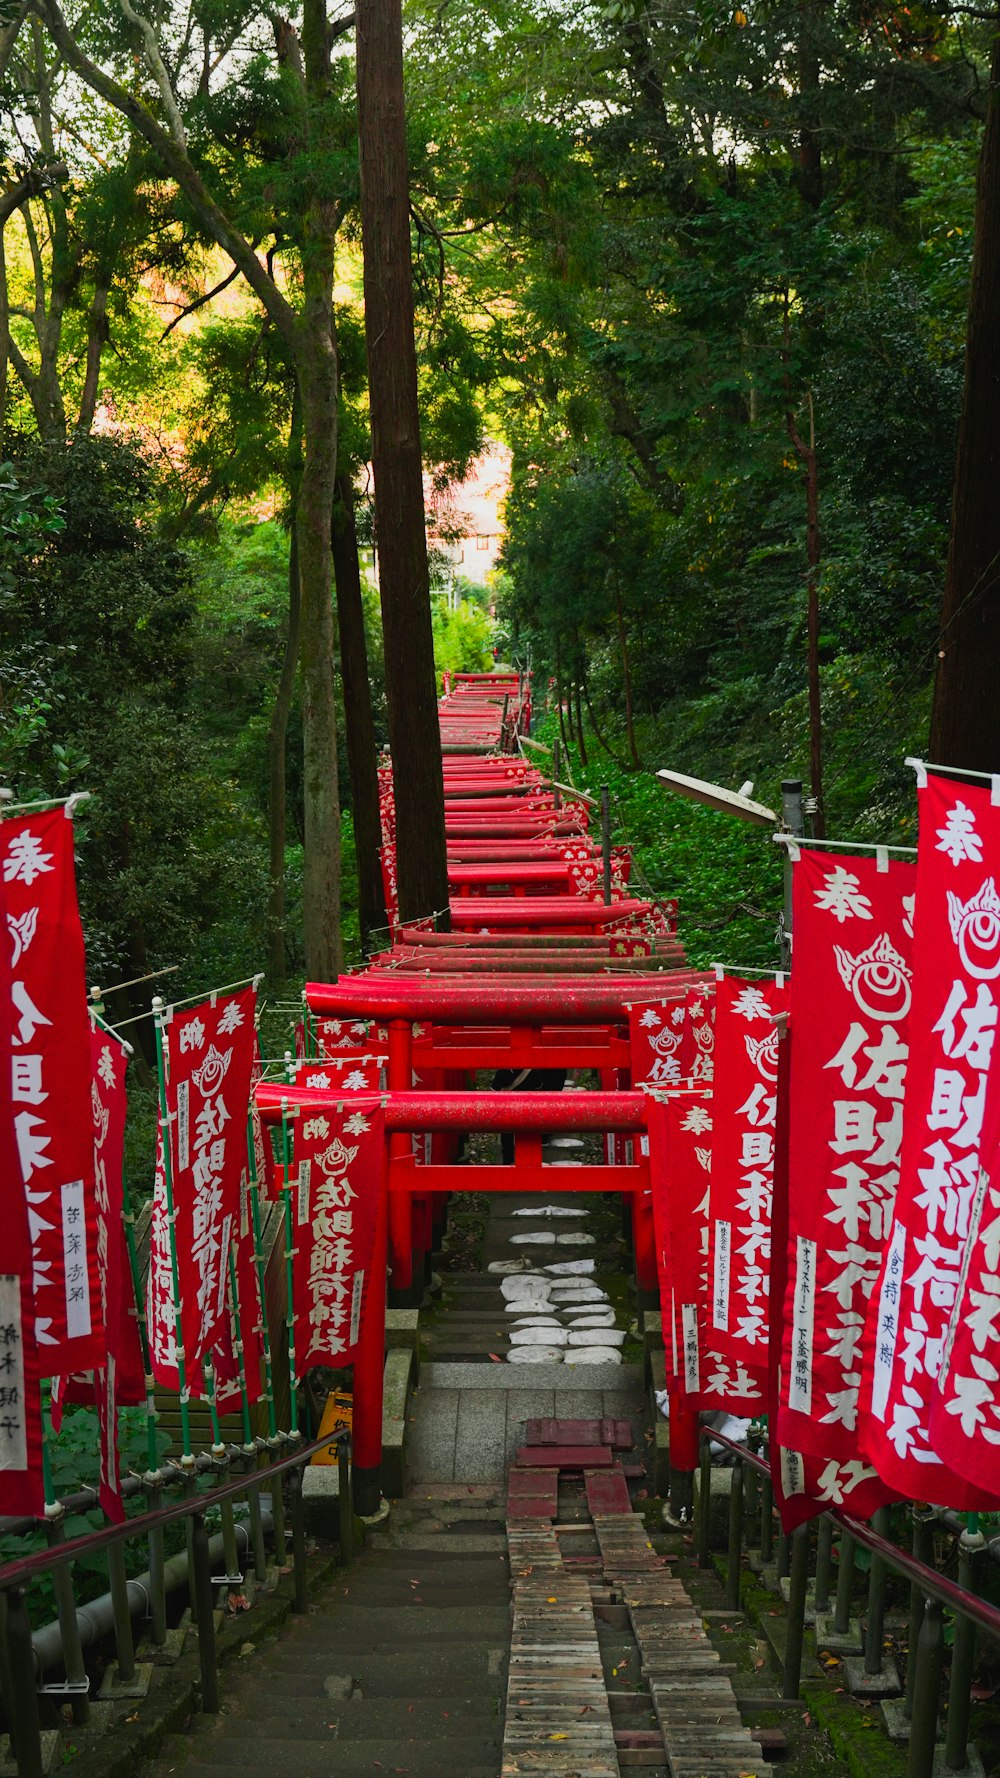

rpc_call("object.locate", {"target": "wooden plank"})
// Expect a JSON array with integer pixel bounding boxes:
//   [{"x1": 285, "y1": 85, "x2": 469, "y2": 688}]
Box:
[
  {"x1": 516, "y1": 1444, "x2": 614, "y2": 1469},
  {"x1": 585, "y1": 1465, "x2": 632, "y2": 1516}
]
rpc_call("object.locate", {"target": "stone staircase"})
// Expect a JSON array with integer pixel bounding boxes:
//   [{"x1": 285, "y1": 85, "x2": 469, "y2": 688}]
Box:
[{"x1": 141, "y1": 1490, "x2": 509, "y2": 1778}]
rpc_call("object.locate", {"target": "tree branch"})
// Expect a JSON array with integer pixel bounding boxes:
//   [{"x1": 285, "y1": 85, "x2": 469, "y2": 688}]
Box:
[
  {"x1": 116, "y1": 0, "x2": 189, "y2": 148},
  {"x1": 159, "y1": 259, "x2": 244, "y2": 337}
]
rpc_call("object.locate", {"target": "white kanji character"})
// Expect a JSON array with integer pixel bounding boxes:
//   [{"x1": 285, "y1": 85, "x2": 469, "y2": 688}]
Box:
[
  {"x1": 732, "y1": 985, "x2": 770, "y2": 1021},
  {"x1": 915, "y1": 1140, "x2": 979, "y2": 1239},
  {"x1": 639, "y1": 1008, "x2": 661, "y2": 1028},
  {"x1": 97, "y1": 1046, "x2": 116, "y2": 1089},
  {"x1": 815, "y1": 1458, "x2": 878, "y2": 1503},
  {"x1": 3, "y1": 830, "x2": 54, "y2": 886},
  {"x1": 194, "y1": 1096, "x2": 230, "y2": 1150},
  {"x1": 15, "y1": 1110, "x2": 53, "y2": 1180},
  {"x1": 740, "y1": 1130, "x2": 772, "y2": 1167},
  {"x1": 935, "y1": 800, "x2": 983, "y2": 867},
  {"x1": 735, "y1": 1171, "x2": 771, "y2": 1223},
  {"x1": 217, "y1": 1000, "x2": 245, "y2": 1035},
  {"x1": 887, "y1": 1384, "x2": 933, "y2": 1460},
  {"x1": 681, "y1": 1105, "x2": 712, "y2": 1134},
  {"x1": 823, "y1": 1309, "x2": 865, "y2": 1369},
  {"x1": 823, "y1": 1242, "x2": 881, "y2": 1309},
  {"x1": 965, "y1": 1274, "x2": 1000, "y2": 1353},
  {"x1": 944, "y1": 1355, "x2": 999, "y2": 1437},
  {"x1": 934, "y1": 981, "x2": 997, "y2": 1072},
  {"x1": 7, "y1": 908, "x2": 38, "y2": 965},
  {"x1": 820, "y1": 1373, "x2": 860, "y2": 1429},
  {"x1": 736, "y1": 1082, "x2": 776, "y2": 1127},
  {"x1": 908, "y1": 1230, "x2": 964, "y2": 1312},
  {"x1": 343, "y1": 1113, "x2": 371, "y2": 1136},
  {"x1": 12, "y1": 1055, "x2": 46, "y2": 1106},
  {"x1": 305, "y1": 1071, "x2": 332, "y2": 1089},
  {"x1": 343, "y1": 1070, "x2": 370, "y2": 1091},
  {"x1": 826, "y1": 1023, "x2": 907, "y2": 1098},
  {"x1": 814, "y1": 866, "x2": 873, "y2": 922},
  {"x1": 180, "y1": 1017, "x2": 206, "y2": 1054},
  {"x1": 928, "y1": 1068, "x2": 967, "y2": 1130},
  {"x1": 899, "y1": 1310, "x2": 945, "y2": 1382},
  {"x1": 303, "y1": 1117, "x2": 330, "y2": 1141},
  {"x1": 11, "y1": 981, "x2": 51, "y2": 1047},
  {"x1": 830, "y1": 1101, "x2": 877, "y2": 1153}
]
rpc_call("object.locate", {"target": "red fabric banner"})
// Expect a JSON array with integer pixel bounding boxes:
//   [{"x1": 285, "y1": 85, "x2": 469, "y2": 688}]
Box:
[
  {"x1": 290, "y1": 1096, "x2": 385, "y2": 1371},
  {"x1": 767, "y1": 1025, "x2": 890, "y2": 1529},
  {"x1": 316, "y1": 1017, "x2": 372, "y2": 1056},
  {"x1": 90, "y1": 1026, "x2": 145, "y2": 1404},
  {"x1": 0, "y1": 866, "x2": 44, "y2": 1517},
  {"x1": 932, "y1": 1122, "x2": 1000, "y2": 1487},
  {"x1": 708, "y1": 974, "x2": 787, "y2": 1394},
  {"x1": 680, "y1": 984, "x2": 715, "y2": 1084},
  {"x1": 628, "y1": 998, "x2": 689, "y2": 1087},
  {"x1": 776, "y1": 847, "x2": 911, "y2": 1520},
  {"x1": 647, "y1": 1090, "x2": 765, "y2": 1413},
  {"x1": 857, "y1": 773, "x2": 1000, "y2": 1504},
  {"x1": 147, "y1": 987, "x2": 257, "y2": 1389},
  {"x1": 1, "y1": 809, "x2": 104, "y2": 1374}
]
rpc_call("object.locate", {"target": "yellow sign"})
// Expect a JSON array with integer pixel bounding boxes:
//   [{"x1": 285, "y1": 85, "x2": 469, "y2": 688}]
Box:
[{"x1": 311, "y1": 1390, "x2": 353, "y2": 1464}]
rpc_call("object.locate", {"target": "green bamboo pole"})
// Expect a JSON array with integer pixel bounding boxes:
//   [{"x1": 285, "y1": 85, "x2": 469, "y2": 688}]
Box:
[
  {"x1": 151, "y1": 996, "x2": 194, "y2": 1467},
  {"x1": 279, "y1": 1097, "x2": 300, "y2": 1438},
  {"x1": 40, "y1": 1398, "x2": 90, "y2": 1724},
  {"x1": 229, "y1": 1244, "x2": 268, "y2": 1583}
]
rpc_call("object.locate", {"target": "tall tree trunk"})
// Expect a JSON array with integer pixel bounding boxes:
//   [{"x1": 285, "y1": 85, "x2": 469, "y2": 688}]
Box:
[
  {"x1": 297, "y1": 364, "x2": 343, "y2": 979},
  {"x1": 267, "y1": 509, "x2": 302, "y2": 987},
  {"x1": 613, "y1": 576, "x2": 641, "y2": 767},
  {"x1": 356, "y1": 0, "x2": 448, "y2": 928},
  {"x1": 332, "y1": 469, "x2": 388, "y2": 950},
  {"x1": 582, "y1": 676, "x2": 623, "y2": 763},
  {"x1": 930, "y1": 23, "x2": 1000, "y2": 771},
  {"x1": 77, "y1": 279, "x2": 109, "y2": 433},
  {"x1": 574, "y1": 680, "x2": 588, "y2": 768},
  {"x1": 554, "y1": 643, "x2": 571, "y2": 752}
]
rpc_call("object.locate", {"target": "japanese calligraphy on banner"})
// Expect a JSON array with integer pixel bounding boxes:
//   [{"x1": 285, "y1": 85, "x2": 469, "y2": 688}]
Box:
[
  {"x1": 1, "y1": 809, "x2": 103, "y2": 1375},
  {"x1": 857, "y1": 772, "x2": 1000, "y2": 1504},
  {"x1": 709, "y1": 974, "x2": 787, "y2": 1392},
  {"x1": 647, "y1": 1091, "x2": 764, "y2": 1413},
  {"x1": 147, "y1": 987, "x2": 256, "y2": 1389},
  {"x1": 628, "y1": 997, "x2": 688, "y2": 1087},
  {"x1": 777, "y1": 847, "x2": 912, "y2": 1519},
  {"x1": 932, "y1": 1124, "x2": 1000, "y2": 1488},
  {"x1": 680, "y1": 985, "x2": 715, "y2": 1084},
  {"x1": 90, "y1": 1026, "x2": 145, "y2": 1405},
  {"x1": 291, "y1": 1096, "x2": 384, "y2": 1371},
  {"x1": 0, "y1": 867, "x2": 43, "y2": 1518},
  {"x1": 316, "y1": 1017, "x2": 371, "y2": 1056}
]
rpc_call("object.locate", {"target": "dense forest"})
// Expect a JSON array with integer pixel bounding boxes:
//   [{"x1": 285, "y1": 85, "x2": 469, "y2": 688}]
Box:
[{"x1": 0, "y1": 0, "x2": 996, "y2": 1013}]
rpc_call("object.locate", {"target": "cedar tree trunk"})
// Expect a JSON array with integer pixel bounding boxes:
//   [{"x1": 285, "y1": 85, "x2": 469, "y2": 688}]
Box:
[
  {"x1": 356, "y1": 0, "x2": 449, "y2": 927},
  {"x1": 332, "y1": 469, "x2": 388, "y2": 949}
]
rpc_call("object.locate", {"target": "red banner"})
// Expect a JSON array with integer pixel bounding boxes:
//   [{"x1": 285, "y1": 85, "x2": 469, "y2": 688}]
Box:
[
  {"x1": 1, "y1": 809, "x2": 104, "y2": 1375},
  {"x1": 290, "y1": 1096, "x2": 385, "y2": 1371},
  {"x1": 856, "y1": 772, "x2": 1000, "y2": 1504},
  {"x1": 776, "y1": 847, "x2": 911, "y2": 1520},
  {"x1": 708, "y1": 974, "x2": 787, "y2": 1394},
  {"x1": 0, "y1": 866, "x2": 43, "y2": 1517},
  {"x1": 316, "y1": 1017, "x2": 372, "y2": 1056},
  {"x1": 91, "y1": 1026, "x2": 145, "y2": 1404},
  {"x1": 680, "y1": 984, "x2": 715, "y2": 1084},
  {"x1": 647, "y1": 1090, "x2": 764, "y2": 1413},
  {"x1": 147, "y1": 987, "x2": 257, "y2": 1389},
  {"x1": 767, "y1": 1027, "x2": 889, "y2": 1529},
  {"x1": 628, "y1": 998, "x2": 688, "y2": 1087}
]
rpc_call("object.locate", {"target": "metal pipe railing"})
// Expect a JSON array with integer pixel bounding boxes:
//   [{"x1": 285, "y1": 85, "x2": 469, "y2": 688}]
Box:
[
  {"x1": 698, "y1": 1426, "x2": 1000, "y2": 1778},
  {"x1": 0, "y1": 1430, "x2": 353, "y2": 1778}
]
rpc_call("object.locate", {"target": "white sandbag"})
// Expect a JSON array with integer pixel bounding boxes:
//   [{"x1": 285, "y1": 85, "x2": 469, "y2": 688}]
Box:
[
  {"x1": 567, "y1": 1326, "x2": 626, "y2": 1347},
  {"x1": 511, "y1": 1205, "x2": 587, "y2": 1218},
  {"x1": 554, "y1": 1232, "x2": 596, "y2": 1245},
  {"x1": 510, "y1": 1231, "x2": 557, "y2": 1245},
  {"x1": 506, "y1": 1346, "x2": 564, "y2": 1364},
  {"x1": 487, "y1": 1257, "x2": 537, "y2": 1275},
  {"x1": 548, "y1": 1283, "x2": 605, "y2": 1302},
  {"x1": 564, "y1": 1311, "x2": 617, "y2": 1328},
  {"x1": 500, "y1": 1275, "x2": 551, "y2": 1303},
  {"x1": 544, "y1": 1259, "x2": 596, "y2": 1276},
  {"x1": 510, "y1": 1325, "x2": 569, "y2": 1347},
  {"x1": 563, "y1": 1347, "x2": 623, "y2": 1365},
  {"x1": 511, "y1": 1316, "x2": 563, "y2": 1329}
]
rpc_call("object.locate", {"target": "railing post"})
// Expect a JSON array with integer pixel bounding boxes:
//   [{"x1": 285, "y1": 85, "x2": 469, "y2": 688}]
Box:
[
  {"x1": 726, "y1": 1457, "x2": 744, "y2": 1612},
  {"x1": 146, "y1": 1474, "x2": 168, "y2": 1647},
  {"x1": 834, "y1": 1531, "x2": 856, "y2": 1634},
  {"x1": 191, "y1": 1512, "x2": 220, "y2": 1714},
  {"x1": 905, "y1": 1510, "x2": 935, "y2": 1721},
  {"x1": 760, "y1": 1470, "x2": 774, "y2": 1565},
  {"x1": 865, "y1": 1506, "x2": 890, "y2": 1677},
  {"x1": 697, "y1": 1434, "x2": 713, "y2": 1569},
  {"x1": 945, "y1": 1525, "x2": 983, "y2": 1772},
  {"x1": 338, "y1": 1438, "x2": 355, "y2": 1565},
  {"x1": 600, "y1": 785, "x2": 612, "y2": 905},
  {"x1": 289, "y1": 1464, "x2": 309, "y2": 1615},
  {"x1": 783, "y1": 1525, "x2": 810, "y2": 1700},
  {"x1": 776, "y1": 1527, "x2": 790, "y2": 1581},
  {"x1": 905, "y1": 1598, "x2": 944, "y2": 1778},
  {"x1": 46, "y1": 1516, "x2": 89, "y2": 1724},
  {"x1": 814, "y1": 1516, "x2": 834, "y2": 1616},
  {"x1": 2, "y1": 1586, "x2": 44, "y2": 1778},
  {"x1": 108, "y1": 1538, "x2": 137, "y2": 1684}
]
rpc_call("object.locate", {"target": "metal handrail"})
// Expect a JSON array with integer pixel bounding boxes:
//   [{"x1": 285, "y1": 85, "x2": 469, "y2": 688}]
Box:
[
  {"x1": 699, "y1": 1426, "x2": 1000, "y2": 1645},
  {"x1": 0, "y1": 1431, "x2": 343, "y2": 1590}
]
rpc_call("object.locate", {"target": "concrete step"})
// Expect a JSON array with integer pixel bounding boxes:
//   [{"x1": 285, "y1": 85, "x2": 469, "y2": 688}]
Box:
[
  {"x1": 150, "y1": 1753, "x2": 499, "y2": 1778},
  {"x1": 225, "y1": 1695, "x2": 501, "y2": 1736}
]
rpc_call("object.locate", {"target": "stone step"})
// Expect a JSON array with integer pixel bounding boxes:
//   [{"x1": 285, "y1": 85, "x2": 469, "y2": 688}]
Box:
[
  {"x1": 150, "y1": 1750, "x2": 499, "y2": 1778},
  {"x1": 255, "y1": 1604, "x2": 511, "y2": 1647}
]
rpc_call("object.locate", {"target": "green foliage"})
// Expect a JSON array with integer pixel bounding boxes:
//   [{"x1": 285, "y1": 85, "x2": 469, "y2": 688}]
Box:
[{"x1": 431, "y1": 594, "x2": 495, "y2": 679}]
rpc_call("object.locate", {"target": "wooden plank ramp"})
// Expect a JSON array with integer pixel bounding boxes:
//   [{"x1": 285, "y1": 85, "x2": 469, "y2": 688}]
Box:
[{"x1": 504, "y1": 1523, "x2": 619, "y2": 1777}]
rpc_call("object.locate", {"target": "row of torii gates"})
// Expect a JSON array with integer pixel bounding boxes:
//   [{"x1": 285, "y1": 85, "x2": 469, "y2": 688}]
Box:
[{"x1": 259, "y1": 673, "x2": 708, "y2": 1514}]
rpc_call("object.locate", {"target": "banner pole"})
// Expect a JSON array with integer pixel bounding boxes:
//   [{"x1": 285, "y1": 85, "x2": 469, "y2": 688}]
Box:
[
  {"x1": 245, "y1": 1114, "x2": 278, "y2": 1442},
  {"x1": 279, "y1": 1096, "x2": 300, "y2": 1438},
  {"x1": 228, "y1": 1244, "x2": 268, "y2": 1584},
  {"x1": 151, "y1": 996, "x2": 194, "y2": 1467}
]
